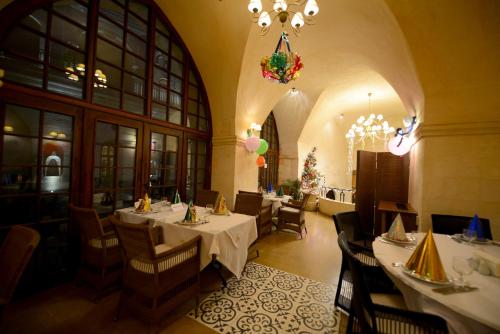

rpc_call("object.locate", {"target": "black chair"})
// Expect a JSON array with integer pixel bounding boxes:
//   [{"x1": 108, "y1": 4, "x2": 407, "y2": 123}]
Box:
[
  {"x1": 194, "y1": 189, "x2": 219, "y2": 208},
  {"x1": 333, "y1": 211, "x2": 395, "y2": 313},
  {"x1": 337, "y1": 231, "x2": 449, "y2": 334},
  {"x1": 431, "y1": 214, "x2": 492, "y2": 240}
]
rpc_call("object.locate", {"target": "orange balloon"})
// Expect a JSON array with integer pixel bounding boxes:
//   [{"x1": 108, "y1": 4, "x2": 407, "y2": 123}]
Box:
[{"x1": 256, "y1": 156, "x2": 266, "y2": 167}]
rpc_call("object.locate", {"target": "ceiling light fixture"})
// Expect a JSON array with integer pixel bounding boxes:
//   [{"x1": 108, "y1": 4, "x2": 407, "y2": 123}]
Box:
[{"x1": 248, "y1": 0, "x2": 319, "y2": 35}]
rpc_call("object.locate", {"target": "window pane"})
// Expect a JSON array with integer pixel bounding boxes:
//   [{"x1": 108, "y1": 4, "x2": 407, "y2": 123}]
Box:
[
  {"x1": 172, "y1": 42, "x2": 183, "y2": 61},
  {"x1": 187, "y1": 115, "x2": 197, "y2": 129},
  {"x1": 0, "y1": 196, "x2": 38, "y2": 224},
  {"x1": 170, "y1": 75, "x2": 183, "y2": 93},
  {"x1": 21, "y1": 9, "x2": 48, "y2": 33},
  {"x1": 116, "y1": 190, "x2": 134, "y2": 209},
  {"x1": 41, "y1": 167, "x2": 70, "y2": 192},
  {"x1": 152, "y1": 85, "x2": 167, "y2": 104},
  {"x1": 99, "y1": 0, "x2": 125, "y2": 25},
  {"x1": 43, "y1": 112, "x2": 73, "y2": 141},
  {"x1": 150, "y1": 151, "x2": 163, "y2": 169},
  {"x1": 198, "y1": 141, "x2": 207, "y2": 154},
  {"x1": 152, "y1": 103, "x2": 167, "y2": 121},
  {"x1": 1, "y1": 167, "x2": 37, "y2": 193},
  {"x1": 188, "y1": 100, "x2": 197, "y2": 115},
  {"x1": 98, "y1": 16, "x2": 123, "y2": 45},
  {"x1": 42, "y1": 140, "x2": 71, "y2": 167},
  {"x1": 123, "y1": 93, "x2": 144, "y2": 114},
  {"x1": 154, "y1": 49, "x2": 168, "y2": 69},
  {"x1": 96, "y1": 122, "x2": 117, "y2": 145},
  {"x1": 127, "y1": 14, "x2": 148, "y2": 40},
  {"x1": 156, "y1": 20, "x2": 170, "y2": 37},
  {"x1": 93, "y1": 191, "x2": 114, "y2": 214},
  {"x1": 199, "y1": 104, "x2": 206, "y2": 117},
  {"x1": 118, "y1": 148, "x2": 135, "y2": 167},
  {"x1": 155, "y1": 33, "x2": 169, "y2": 54},
  {"x1": 118, "y1": 126, "x2": 136, "y2": 147},
  {"x1": 40, "y1": 195, "x2": 69, "y2": 220},
  {"x1": 150, "y1": 169, "x2": 163, "y2": 186},
  {"x1": 189, "y1": 70, "x2": 197, "y2": 84},
  {"x1": 171, "y1": 59, "x2": 183, "y2": 78},
  {"x1": 96, "y1": 38, "x2": 122, "y2": 67},
  {"x1": 94, "y1": 145, "x2": 115, "y2": 167},
  {"x1": 94, "y1": 168, "x2": 114, "y2": 189},
  {"x1": 199, "y1": 118, "x2": 208, "y2": 132},
  {"x1": 47, "y1": 68, "x2": 84, "y2": 99},
  {"x1": 49, "y1": 41, "x2": 85, "y2": 71},
  {"x1": 124, "y1": 53, "x2": 145, "y2": 77},
  {"x1": 51, "y1": 15, "x2": 86, "y2": 50},
  {"x1": 166, "y1": 151, "x2": 176, "y2": 168},
  {"x1": 5, "y1": 105, "x2": 40, "y2": 136},
  {"x1": 166, "y1": 168, "x2": 176, "y2": 184},
  {"x1": 95, "y1": 61, "x2": 121, "y2": 89},
  {"x1": 0, "y1": 54, "x2": 44, "y2": 88},
  {"x1": 118, "y1": 168, "x2": 134, "y2": 187},
  {"x1": 3, "y1": 136, "x2": 38, "y2": 164},
  {"x1": 197, "y1": 169, "x2": 205, "y2": 183},
  {"x1": 169, "y1": 91, "x2": 182, "y2": 108},
  {"x1": 168, "y1": 108, "x2": 182, "y2": 125},
  {"x1": 198, "y1": 154, "x2": 206, "y2": 168},
  {"x1": 93, "y1": 87, "x2": 120, "y2": 109},
  {"x1": 3, "y1": 27, "x2": 45, "y2": 60},
  {"x1": 53, "y1": 1, "x2": 88, "y2": 26},
  {"x1": 126, "y1": 33, "x2": 146, "y2": 58},
  {"x1": 188, "y1": 84, "x2": 198, "y2": 100},
  {"x1": 129, "y1": 1, "x2": 149, "y2": 21},
  {"x1": 151, "y1": 133, "x2": 164, "y2": 151},
  {"x1": 123, "y1": 73, "x2": 144, "y2": 96},
  {"x1": 153, "y1": 67, "x2": 168, "y2": 86}
]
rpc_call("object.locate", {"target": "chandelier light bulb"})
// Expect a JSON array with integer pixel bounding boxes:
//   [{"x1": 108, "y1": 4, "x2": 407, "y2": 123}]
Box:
[
  {"x1": 248, "y1": 0, "x2": 263, "y2": 13},
  {"x1": 273, "y1": 0, "x2": 287, "y2": 12},
  {"x1": 377, "y1": 114, "x2": 383, "y2": 120},
  {"x1": 304, "y1": 0, "x2": 319, "y2": 16},
  {"x1": 291, "y1": 12, "x2": 304, "y2": 28},
  {"x1": 258, "y1": 11, "x2": 271, "y2": 27}
]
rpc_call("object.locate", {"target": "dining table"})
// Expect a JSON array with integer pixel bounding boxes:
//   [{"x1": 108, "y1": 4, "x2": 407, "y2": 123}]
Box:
[
  {"x1": 373, "y1": 233, "x2": 500, "y2": 334},
  {"x1": 117, "y1": 203, "x2": 257, "y2": 279},
  {"x1": 262, "y1": 193, "x2": 291, "y2": 216}
]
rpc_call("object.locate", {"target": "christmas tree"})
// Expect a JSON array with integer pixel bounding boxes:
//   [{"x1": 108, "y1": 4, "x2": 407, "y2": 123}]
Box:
[{"x1": 301, "y1": 147, "x2": 321, "y2": 193}]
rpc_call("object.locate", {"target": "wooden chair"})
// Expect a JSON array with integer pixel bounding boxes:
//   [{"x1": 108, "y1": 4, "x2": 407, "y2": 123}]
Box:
[
  {"x1": 237, "y1": 191, "x2": 273, "y2": 237},
  {"x1": 194, "y1": 189, "x2": 219, "y2": 208},
  {"x1": 338, "y1": 231, "x2": 449, "y2": 334},
  {"x1": 69, "y1": 205, "x2": 122, "y2": 299},
  {"x1": 431, "y1": 214, "x2": 492, "y2": 240},
  {"x1": 109, "y1": 216, "x2": 201, "y2": 323},
  {"x1": 277, "y1": 192, "x2": 311, "y2": 238},
  {"x1": 333, "y1": 212, "x2": 396, "y2": 313},
  {"x1": 0, "y1": 226, "x2": 40, "y2": 321}
]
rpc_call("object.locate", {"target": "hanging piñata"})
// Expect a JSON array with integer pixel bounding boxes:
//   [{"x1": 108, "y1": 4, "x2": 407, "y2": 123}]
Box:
[{"x1": 261, "y1": 32, "x2": 303, "y2": 84}]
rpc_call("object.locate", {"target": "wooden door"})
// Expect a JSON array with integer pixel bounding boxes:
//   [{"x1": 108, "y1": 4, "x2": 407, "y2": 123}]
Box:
[
  {"x1": 376, "y1": 152, "x2": 409, "y2": 203},
  {"x1": 355, "y1": 151, "x2": 377, "y2": 234}
]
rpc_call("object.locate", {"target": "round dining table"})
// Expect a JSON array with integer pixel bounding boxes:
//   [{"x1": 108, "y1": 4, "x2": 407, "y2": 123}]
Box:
[{"x1": 373, "y1": 233, "x2": 500, "y2": 334}]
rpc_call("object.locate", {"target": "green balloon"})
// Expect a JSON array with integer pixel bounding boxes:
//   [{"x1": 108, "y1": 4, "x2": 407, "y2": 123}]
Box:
[{"x1": 256, "y1": 139, "x2": 269, "y2": 155}]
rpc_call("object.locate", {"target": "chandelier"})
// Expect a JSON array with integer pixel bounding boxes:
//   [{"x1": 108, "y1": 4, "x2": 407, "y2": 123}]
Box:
[
  {"x1": 247, "y1": 0, "x2": 319, "y2": 35},
  {"x1": 64, "y1": 63, "x2": 107, "y2": 88}
]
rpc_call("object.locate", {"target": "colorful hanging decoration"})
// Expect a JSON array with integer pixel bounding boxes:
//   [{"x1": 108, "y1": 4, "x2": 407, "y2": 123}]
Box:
[
  {"x1": 256, "y1": 155, "x2": 266, "y2": 167},
  {"x1": 245, "y1": 136, "x2": 261, "y2": 152},
  {"x1": 261, "y1": 32, "x2": 303, "y2": 84},
  {"x1": 256, "y1": 139, "x2": 269, "y2": 155}
]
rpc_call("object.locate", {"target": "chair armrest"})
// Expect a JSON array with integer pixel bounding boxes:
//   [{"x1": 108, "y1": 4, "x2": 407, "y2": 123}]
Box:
[
  {"x1": 150, "y1": 225, "x2": 164, "y2": 245},
  {"x1": 372, "y1": 303, "x2": 449, "y2": 332},
  {"x1": 154, "y1": 235, "x2": 201, "y2": 259},
  {"x1": 284, "y1": 201, "x2": 302, "y2": 209},
  {"x1": 102, "y1": 231, "x2": 117, "y2": 239}
]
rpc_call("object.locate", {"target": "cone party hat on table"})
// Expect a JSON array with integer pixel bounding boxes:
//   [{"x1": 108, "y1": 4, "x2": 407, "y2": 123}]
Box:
[
  {"x1": 143, "y1": 193, "x2": 151, "y2": 212},
  {"x1": 467, "y1": 214, "x2": 484, "y2": 239},
  {"x1": 267, "y1": 182, "x2": 273, "y2": 193},
  {"x1": 387, "y1": 214, "x2": 407, "y2": 241},
  {"x1": 405, "y1": 230, "x2": 447, "y2": 282},
  {"x1": 173, "y1": 190, "x2": 181, "y2": 204},
  {"x1": 277, "y1": 186, "x2": 284, "y2": 197},
  {"x1": 184, "y1": 201, "x2": 194, "y2": 222},
  {"x1": 214, "y1": 195, "x2": 227, "y2": 214}
]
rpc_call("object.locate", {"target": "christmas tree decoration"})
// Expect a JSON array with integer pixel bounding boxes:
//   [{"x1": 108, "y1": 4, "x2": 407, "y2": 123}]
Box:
[
  {"x1": 256, "y1": 155, "x2": 266, "y2": 167},
  {"x1": 256, "y1": 139, "x2": 269, "y2": 155},
  {"x1": 261, "y1": 32, "x2": 303, "y2": 84},
  {"x1": 301, "y1": 147, "x2": 321, "y2": 193}
]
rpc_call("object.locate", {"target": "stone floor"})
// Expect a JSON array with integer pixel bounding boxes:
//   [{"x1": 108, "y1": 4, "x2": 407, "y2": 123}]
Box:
[{"x1": 1, "y1": 211, "x2": 343, "y2": 334}]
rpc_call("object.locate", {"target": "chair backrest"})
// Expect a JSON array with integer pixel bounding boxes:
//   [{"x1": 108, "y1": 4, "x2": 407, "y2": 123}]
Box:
[
  {"x1": 431, "y1": 214, "x2": 492, "y2": 239},
  {"x1": 108, "y1": 215, "x2": 156, "y2": 260},
  {"x1": 195, "y1": 189, "x2": 219, "y2": 207},
  {"x1": 326, "y1": 189, "x2": 336, "y2": 200},
  {"x1": 300, "y1": 192, "x2": 312, "y2": 210},
  {"x1": 234, "y1": 194, "x2": 263, "y2": 216},
  {"x1": 238, "y1": 190, "x2": 263, "y2": 197},
  {"x1": 69, "y1": 205, "x2": 105, "y2": 243},
  {"x1": 0, "y1": 226, "x2": 40, "y2": 303},
  {"x1": 332, "y1": 211, "x2": 365, "y2": 242}
]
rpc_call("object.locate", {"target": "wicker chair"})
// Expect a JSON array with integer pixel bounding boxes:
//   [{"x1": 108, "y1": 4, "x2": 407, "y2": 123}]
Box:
[
  {"x1": 194, "y1": 189, "x2": 219, "y2": 208},
  {"x1": 237, "y1": 191, "x2": 273, "y2": 237},
  {"x1": 431, "y1": 214, "x2": 492, "y2": 240},
  {"x1": 277, "y1": 192, "x2": 311, "y2": 238},
  {"x1": 337, "y1": 231, "x2": 449, "y2": 334},
  {"x1": 333, "y1": 211, "x2": 395, "y2": 313},
  {"x1": 0, "y1": 226, "x2": 40, "y2": 321},
  {"x1": 109, "y1": 216, "x2": 201, "y2": 323},
  {"x1": 69, "y1": 205, "x2": 122, "y2": 299}
]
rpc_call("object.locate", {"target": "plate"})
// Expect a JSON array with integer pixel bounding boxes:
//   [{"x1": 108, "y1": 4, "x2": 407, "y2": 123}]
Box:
[
  {"x1": 381, "y1": 233, "x2": 416, "y2": 245},
  {"x1": 176, "y1": 220, "x2": 207, "y2": 226},
  {"x1": 402, "y1": 267, "x2": 453, "y2": 286},
  {"x1": 212, "y1": 211, "x2": 229, "y2": 216},
  {"x1": 454, "y1": 234, "x2": 490, "y2": 244}
]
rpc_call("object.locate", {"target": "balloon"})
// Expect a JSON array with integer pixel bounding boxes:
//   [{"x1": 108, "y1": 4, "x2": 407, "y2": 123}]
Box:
[
  {"x1": 256, "y1": 139, "x2": 269, "y2": 155},
  {"x1": 256, "y1": 156, "x2": 266, "y2": 167},
  {"x1": 244, "y1": 136, "x2": 260, "y2": 152}
]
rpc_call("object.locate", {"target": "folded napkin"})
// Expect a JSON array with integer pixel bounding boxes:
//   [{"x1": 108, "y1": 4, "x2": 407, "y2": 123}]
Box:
[
  {"x1": 387, "y1": 214, "x2": 407, "y2": 241},
  {"x1": 473, "y1": 248, "x2": 500, "y2": 277},
  {"x1": 468, "y1": 214, "x2": 486, "y2": 239}
]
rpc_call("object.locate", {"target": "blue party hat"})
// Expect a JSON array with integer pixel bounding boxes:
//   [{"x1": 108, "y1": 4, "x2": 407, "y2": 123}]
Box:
[
  {"x1": 267, "y1": 182, "x2": 273, "y2": 193},
  {"x1": 468, "y1": 214, "x2": 484, "y2": 239}
]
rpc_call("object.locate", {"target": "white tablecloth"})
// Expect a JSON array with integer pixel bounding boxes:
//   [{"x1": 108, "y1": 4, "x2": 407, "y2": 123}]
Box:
[
  {"x1": 373, "y1": 233, "x2": 500, "y2": 334},
  {"x1": 263, "y1": 195, "x2": 291, "y2": 216},
  {"x1": 117, "y1": 204, "x2": 257, "y2": 278}
]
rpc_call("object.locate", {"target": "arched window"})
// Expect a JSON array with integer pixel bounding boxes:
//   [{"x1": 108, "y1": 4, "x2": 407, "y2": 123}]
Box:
[
  {"x1": 0, "y1": 0, "x2": 211, "y2": 292},
  {"x1": 259, "y1": 112, "x2": 279, "y2": 188}
]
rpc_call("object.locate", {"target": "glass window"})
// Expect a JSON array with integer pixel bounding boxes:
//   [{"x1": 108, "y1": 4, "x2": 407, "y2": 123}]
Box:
[
  {"x1": 96, "y1": 38, "x2": 122, "y2": 67},
  {"x1": 21, "y1": 9, "x2": 48, "y2": 33},
  {"x1": 98, "y1": 16, "x2": 124, "y2": 45},
  {"x1": 3, "y1": 28, "x2": 45, "y2": 60},
  {"x1": 99, "y1": 0, "x2": 125, "y2": 25},
  {"x1": 51, "y1": 15, "x2": 86, "y2": 50},
  {"x1": 53, "y1": 0, "x2": 88, "y2": 26}
]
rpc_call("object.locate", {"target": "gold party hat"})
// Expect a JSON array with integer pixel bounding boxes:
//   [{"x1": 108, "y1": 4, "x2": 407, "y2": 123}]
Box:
[
  {"x1": 143, "y1": 193, "x2": 151, "y2": 212},
  {"x1": 405, "y1": 230, "x2": 447, "y2": 282},
  {"x1": 214, "y1": 195, "x2": 227, "y2": 214}
]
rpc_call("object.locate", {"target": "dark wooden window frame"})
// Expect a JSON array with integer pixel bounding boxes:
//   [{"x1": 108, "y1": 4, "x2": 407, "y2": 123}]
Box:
[{"x1": 259, "y1": 111, "x2": 279, "y2": 188}]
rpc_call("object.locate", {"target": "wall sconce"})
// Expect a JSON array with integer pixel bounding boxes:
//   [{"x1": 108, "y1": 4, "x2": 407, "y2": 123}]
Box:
[{"x1": 388, "y1": 116, "x2": 417, "y2": 156}]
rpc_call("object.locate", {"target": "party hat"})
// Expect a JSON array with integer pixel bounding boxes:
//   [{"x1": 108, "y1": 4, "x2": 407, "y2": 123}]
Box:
[
  {"x1": 405, "y1": 230, "x2": 447, "y2": 282},
  {"x1": 277, "y1": 186, "x2": 284, "y2": 197},
  {"x1": 184, "y1": 200, "x2": 193, "y2": 221},
  {"x1": 173, "y1": 190, "x2": 181, "y2": 204},
  {"x1": 387, "y1": 214, "x2": 407, "y2": 241},
  {"x1": 267, "y1": 182, "x2": 273, "y2": 193},
  {"x1": 468, "y1": 214, "x2": 484, "y2": 239},
  {"x1": 143, "y1": 193, "x2": 151, "y2": 212},
  {"x1": 214, "y1": 195, "x2": 227, "y2": 214}
]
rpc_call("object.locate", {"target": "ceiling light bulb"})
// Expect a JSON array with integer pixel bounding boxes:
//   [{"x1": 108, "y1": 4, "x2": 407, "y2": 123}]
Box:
[
  {"x1": 48, "y1": 131, "x2": 58, "y2": 137},
  {"x1": 273, "y1": 0, "x2": 287, "y2": 12},
  {"x1": 248, "y1": 0, "x2": 263, "y2": 13},
  {"x1": 258, "y1": 11, "x2": 271, "y2": 27},
  {"x1": 3, "y1": 125, "x2": 14, "y2": 132},
  {"x1": 377, "y1": 114, "x2": 383, "y2": 120},
  {"x1": 291, "y1": 12, "x2": 304, "y2": 28},
  {"x1": 304, "y1": 0, "x2": 319, "y2": 16}
]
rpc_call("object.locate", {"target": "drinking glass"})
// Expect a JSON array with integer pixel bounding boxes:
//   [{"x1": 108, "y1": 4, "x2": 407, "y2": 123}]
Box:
[
  {"x1": 462, "y1": 228, "x2": 477, "y2": 245},
  {"x1": 452, "y1": 256, "x2": 473, "y2": 286},
  {"x1": 205, "y1": 204, "x2": 214, "y2": 214}
]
